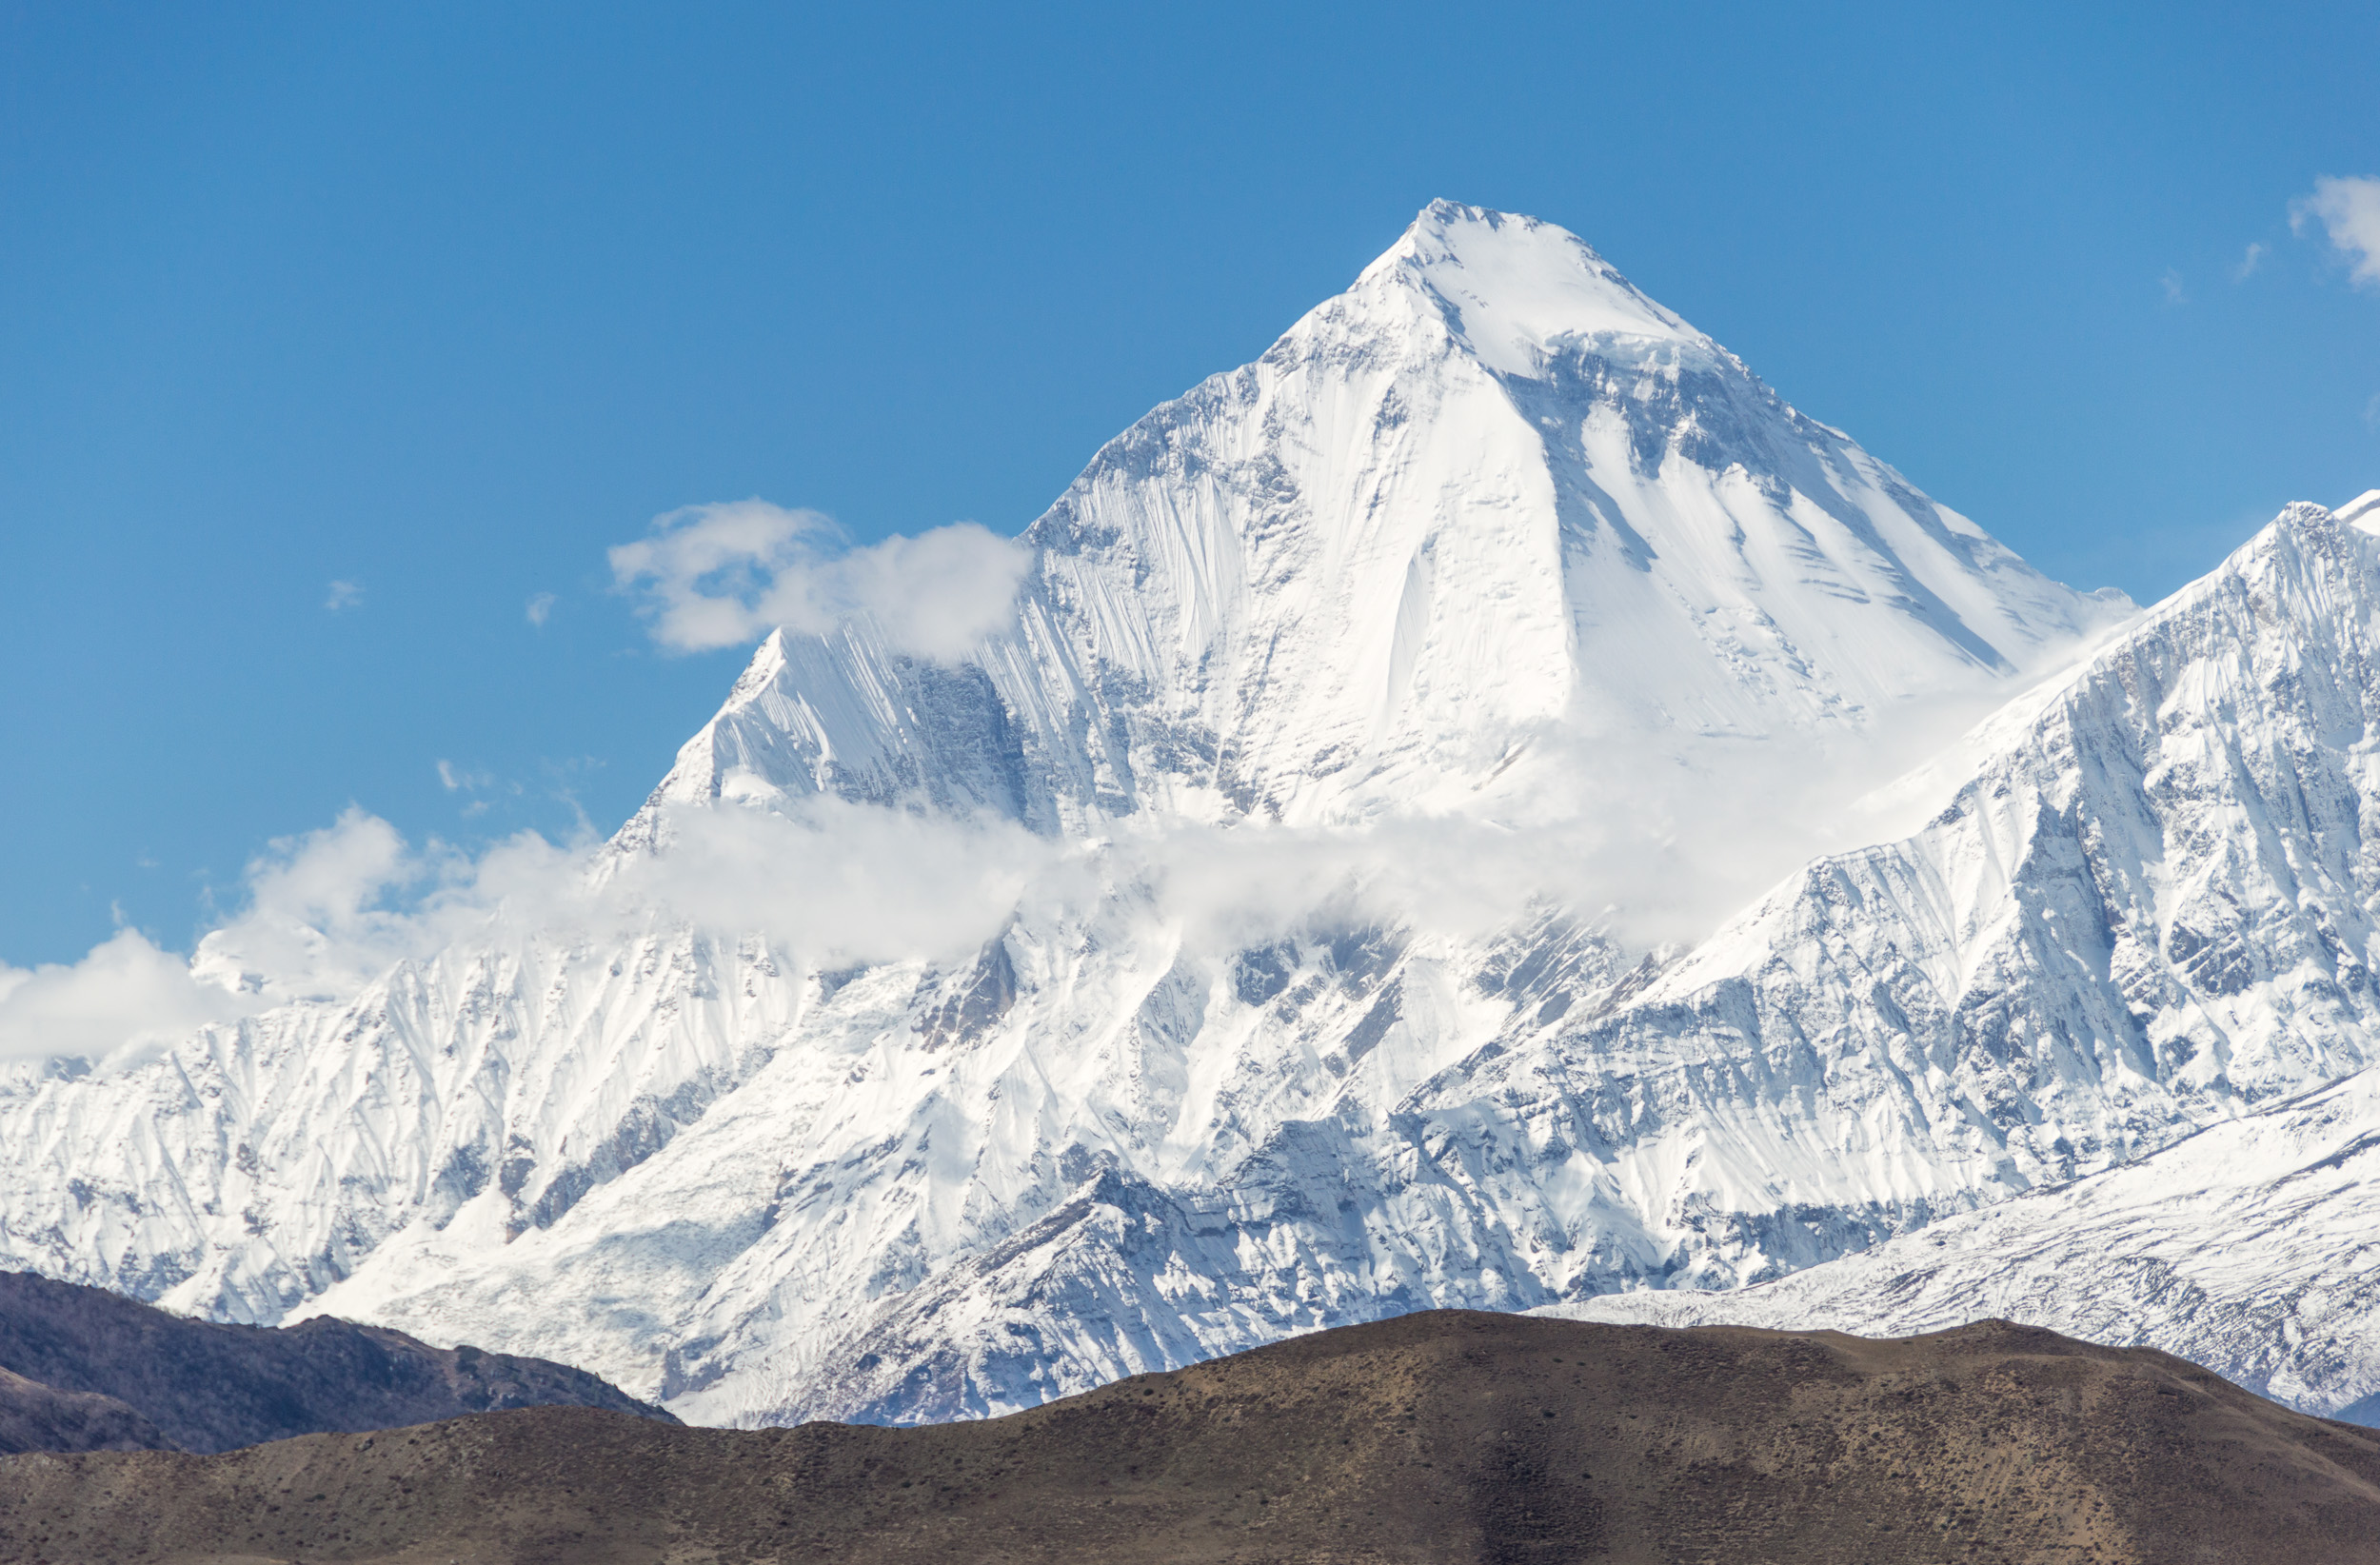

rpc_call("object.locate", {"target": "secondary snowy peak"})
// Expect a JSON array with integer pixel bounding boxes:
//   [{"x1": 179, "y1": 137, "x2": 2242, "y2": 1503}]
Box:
[
  {"x1": 630, "y1": 622, "x2": 1029, "y2": 833},
  {"x1": 647, "y1": 202, "x2": 2130, "y2": 850}
]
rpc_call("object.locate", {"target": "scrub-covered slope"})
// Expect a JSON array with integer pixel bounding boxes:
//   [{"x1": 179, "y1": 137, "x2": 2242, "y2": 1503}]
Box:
[
  {"x1": 0, "y1": 1369, "x2": 165, "y2": 1456},
  {"x1": 10, "y1": 1313, "x2": 2380, "y2": 1565}
]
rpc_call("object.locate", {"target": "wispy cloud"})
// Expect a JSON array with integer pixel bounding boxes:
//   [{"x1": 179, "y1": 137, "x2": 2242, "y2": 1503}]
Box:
[
  {"x1": 325, "y1": 580, "x2": 364, "y2": 612},
  {"x1": 2232, "y1": 242, "x2": 2266, "y2": 282},
  {"x1": 2291, "y1": 175, "x2": 2380, "y2": 288},
  {"x1": 2366, "y1": 392, "x2": 2380, "y2": 432},
  {"x1": 0, "y1": 809, "x2": 474, "y2": 1062},
  {"x1": 2160, "y1": 268, "x2": 2188, "y2": 307},
  {"x1": 608, "y1": 500, "x2": 1032, "y2": 660},
  {"x1": 526, "y1": 592, "x2": 556, "y2": 628},
  {"x1": 437, "y1": 760, "x2": 510, "y2": 819}
]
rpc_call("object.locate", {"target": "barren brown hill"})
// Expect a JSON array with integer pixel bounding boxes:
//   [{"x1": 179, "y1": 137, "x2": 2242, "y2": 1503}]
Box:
[{"x1": 6, "y1": 1310, "x2": 2378, "y2": 1564}]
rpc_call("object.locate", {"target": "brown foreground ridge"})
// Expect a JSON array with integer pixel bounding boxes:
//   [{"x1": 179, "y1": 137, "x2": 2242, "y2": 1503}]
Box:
[{"x1": 4, "y1": 1310, "x2": 2378, "y2": 1564}]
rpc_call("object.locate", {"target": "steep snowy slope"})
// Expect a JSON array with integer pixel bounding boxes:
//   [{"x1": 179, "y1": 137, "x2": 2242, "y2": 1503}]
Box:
[
  {"x1": 1549, "y1": 1064, "x2": 2380, "y2": 1425},
  {"x1": 11, "y1": 203, "x2": 2324, "y2": 1436},
  {"x1": 1419, "y1": 497, "x2": 2380, "y2": 1262}
]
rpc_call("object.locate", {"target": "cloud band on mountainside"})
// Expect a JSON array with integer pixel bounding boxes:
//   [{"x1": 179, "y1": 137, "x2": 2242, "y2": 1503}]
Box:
[
  {"x1": 0, "y1": 710, "x2": 1956, "y2": 1073},
  {"x1": 0, "y1": 930, "x2": 244, "y2": 1067}
]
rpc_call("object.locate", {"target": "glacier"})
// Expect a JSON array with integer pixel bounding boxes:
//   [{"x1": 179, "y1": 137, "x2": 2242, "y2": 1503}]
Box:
[{"x1": 2, "y1": 201, "x2": 2372, "y2": 1430}]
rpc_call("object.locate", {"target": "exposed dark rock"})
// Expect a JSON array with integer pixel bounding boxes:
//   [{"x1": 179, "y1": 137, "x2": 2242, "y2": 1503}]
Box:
[
  {"x1": 918, "y1": 937, "x2": 1021, "y2": 1052},
  {"x1": 0, "y1": 1269, "x2": 673, "y2": 1454},
  {"x1": 0, "y1": 1364, "x2": 166, "y2": 1455}
]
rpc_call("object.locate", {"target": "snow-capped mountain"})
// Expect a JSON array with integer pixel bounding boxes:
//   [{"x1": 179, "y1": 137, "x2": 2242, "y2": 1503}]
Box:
[
  {"x1": 8, "y1": 203, "x2": 2370, "y2": 1432},
  {"x1": 645, "y1": 202, "x2": 2123, "y2": 846}
]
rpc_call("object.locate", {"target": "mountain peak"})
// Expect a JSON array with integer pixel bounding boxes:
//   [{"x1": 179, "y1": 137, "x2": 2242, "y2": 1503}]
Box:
[{"x1": 1358, "y1": 201, "x2": 1699, "y2": 374}]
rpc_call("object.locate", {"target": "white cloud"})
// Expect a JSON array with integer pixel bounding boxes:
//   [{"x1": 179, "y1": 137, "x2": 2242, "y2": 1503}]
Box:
[
  {"x1": 436, "y1": 760, "x2": 495, "y2": 792},
  {"x1": 2232, "y1": 242, "x2": 2266, "y2": 281},
  {"x1": 0, "y1": 801, "x2": 1545, "y2": 1066},
  {"x1": 325, "y1": 580, "x2": 364, "y2": 612},
  {"x1": 2292, "y1": 175, "x2": 2380, "y2": 288},
  {"x1": 615, "y1": 801, "x2": 1056, "y2": 963},
  {"x1": 0, "y1": 929, "x2": 245, "y2": 1064},
  {"x1": 608, "y1": 500, "x2": 1032, "y2": 660},
  {"x1": 2160, "y1": 269, "x2": 2188, "y2": 307},
  {"x1": 188, "y1": 810, "x2": 450, "y2": 1003},
  {"x1": 526, "y1": 592, "x2": 556, "y2": 627},
  {"x1": 0, "y1": 799, "x2": 1043, "y2": 1065}
]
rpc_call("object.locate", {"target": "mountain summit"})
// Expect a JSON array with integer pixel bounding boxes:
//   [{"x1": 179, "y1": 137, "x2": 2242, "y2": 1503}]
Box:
[
  {"x1": 647, "y1": 203, "x2": 2126, "y2": 848},
  {"x1": 1374, "y1": 200, "x2": 1701, "y2": 363}
]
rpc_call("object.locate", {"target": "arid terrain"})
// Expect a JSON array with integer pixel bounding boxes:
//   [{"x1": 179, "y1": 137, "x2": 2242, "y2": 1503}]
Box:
[{"x1": 3, "y1": 1310, "x2": 2377, "y2": 1563}]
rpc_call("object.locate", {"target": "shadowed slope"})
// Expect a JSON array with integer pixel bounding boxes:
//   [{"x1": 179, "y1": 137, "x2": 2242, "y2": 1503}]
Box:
[
  {"x1": 0, "y1": 1270, "x2": 673, "y2": 1454},
  {"x1": 0, "y1": 1364, "x2": 165, "y2": 1455},
  {"x1": 6, "y1": 1311, "x2": 2377, "y2": 1564}
]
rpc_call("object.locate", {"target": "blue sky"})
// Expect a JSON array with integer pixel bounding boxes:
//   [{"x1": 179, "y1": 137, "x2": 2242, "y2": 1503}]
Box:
[{"x1": 3, "y1": 0, "x2": 2376, "y2": 965}]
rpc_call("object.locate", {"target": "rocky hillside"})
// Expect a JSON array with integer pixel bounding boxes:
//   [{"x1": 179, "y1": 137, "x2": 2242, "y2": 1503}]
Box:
[{"x1": 5, "y1": 1312, "x2": 2376, "y2": 1564}]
